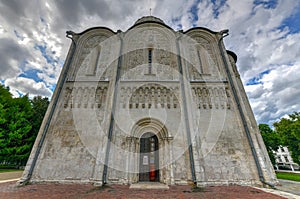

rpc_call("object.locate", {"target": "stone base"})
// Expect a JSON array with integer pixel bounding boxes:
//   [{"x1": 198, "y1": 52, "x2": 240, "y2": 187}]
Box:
[
  {"x1": 130, "y1": 182, "x2": 169, "y2": 189},
  {"x1": 196, "y1": 180, "x2": 263, "y2": 187}
]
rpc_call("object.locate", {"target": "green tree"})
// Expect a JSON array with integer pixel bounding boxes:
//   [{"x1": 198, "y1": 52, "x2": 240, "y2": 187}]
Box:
[
  {"x1": 28, "y1": 96, "x2": 49, "y2": 148},
  {"x1": 259, "y1": 124, "x2": 280, "y2": 165},
  {"x1": 274, "y1": 112, "x2": 300, "y2": 164},
  {"x1": 0, "y1": 85, "x2": 13, "y2": 164},
  {"x1": 0, "y1": 85, "x2": 49, "y2": 166},
  {"x1": 5, "y1": 95, "x2": 33, "y2": 165}
]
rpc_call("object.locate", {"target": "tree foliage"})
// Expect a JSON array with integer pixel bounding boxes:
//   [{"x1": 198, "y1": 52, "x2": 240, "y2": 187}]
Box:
[
  {"x1": 260, "y1": 112, "x2": 300, "y2": 165},
  {"x1": 29, "y1": 96, "x2": 49, "y2": 145},
  {"x1": 273, "y1": 112, "x2": 300, "y2": 165},
  {"x1": 259, "y1": 124, "x2": 280, "y2": 165},
  {"x1": 0, "y1": 85, "x2": 49, "y2": 166}
]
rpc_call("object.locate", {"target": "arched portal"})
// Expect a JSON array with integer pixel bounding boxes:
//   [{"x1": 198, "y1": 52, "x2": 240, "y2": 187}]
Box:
[
  {"x1": 139, "y1": 132, "x2": 159, "y2": 182},
  {"x1": 127, "y1": 117, "x2": 174, "y2": 184}
]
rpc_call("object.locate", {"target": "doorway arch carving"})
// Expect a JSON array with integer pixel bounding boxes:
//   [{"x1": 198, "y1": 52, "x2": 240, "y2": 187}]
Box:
[{"x1": 127, "y1": 118, "x2": 174, "y2": 184}]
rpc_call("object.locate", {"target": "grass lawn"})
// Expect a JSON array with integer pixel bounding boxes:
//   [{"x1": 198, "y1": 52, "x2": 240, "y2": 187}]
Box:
[
  {"x1": 276, "y1": 172, "x2": 300, "y2": 182},
  {"x1": 0, "y1": 169, "x2": 23, "y2": 173}
]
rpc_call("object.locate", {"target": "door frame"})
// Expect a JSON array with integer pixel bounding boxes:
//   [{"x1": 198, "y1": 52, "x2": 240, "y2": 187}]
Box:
[
  {"x1": 128, "y1": 117, "x2": 174, "y2": 184},
  {"x1": 139, "y1": 132, "x2": 159, "y2": 182}
]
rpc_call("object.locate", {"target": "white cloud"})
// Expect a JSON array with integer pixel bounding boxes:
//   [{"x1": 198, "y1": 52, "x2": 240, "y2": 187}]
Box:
[
  {"x1": 0, "y1": 0, "x2": 299, "y2": 125},
  {"x1": 246, "y1": 62, "x2": 300, "y2": 124},
  {"x1": 4, "y1": 77, "x2": 52, "y2": 98},
  {"x1": 193, "y1": 0, "x2": 300, "y2": 125}
]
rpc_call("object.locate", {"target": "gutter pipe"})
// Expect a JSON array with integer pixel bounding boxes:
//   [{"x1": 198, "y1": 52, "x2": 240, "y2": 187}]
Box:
[
  {"x1": 176, "y1": 36, "x2": 197, "y2": 184},
  {"x1": 102, "y1": 31, "x2": 123, "y2": 185},
  {"x1": 218, "y1": 30, "x2": 275, "y2": 188}
]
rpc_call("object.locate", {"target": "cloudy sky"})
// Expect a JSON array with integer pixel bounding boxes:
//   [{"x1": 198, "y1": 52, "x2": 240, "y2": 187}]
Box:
[{"x1": 0, "y1": 0, "x2": 299, "y2": 126}]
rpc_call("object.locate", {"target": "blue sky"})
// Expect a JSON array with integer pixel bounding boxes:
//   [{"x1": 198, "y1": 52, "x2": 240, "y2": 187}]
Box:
[{"x1": 0, "y1": 0, "x2": 300, "y2": 126}]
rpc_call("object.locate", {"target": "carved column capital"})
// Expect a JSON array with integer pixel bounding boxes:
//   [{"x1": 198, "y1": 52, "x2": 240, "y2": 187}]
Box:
[{"x1": 126, "y1": 136, "x2": 139, "y2": 143}]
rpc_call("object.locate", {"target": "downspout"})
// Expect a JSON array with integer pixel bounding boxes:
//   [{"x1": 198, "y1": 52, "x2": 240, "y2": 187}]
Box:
[
  {"x1": 218, "y1": 30, "x2": 275, "y2": 188},
  {"x1": 102, "y1": 31, "x2": 123, "y2": 185},
  {"x1": 19, "y1": 31, "x2": 78, "y2": 185},
  {"x1": 176, "y1": 35, "x2": 197, "y2": 184}
]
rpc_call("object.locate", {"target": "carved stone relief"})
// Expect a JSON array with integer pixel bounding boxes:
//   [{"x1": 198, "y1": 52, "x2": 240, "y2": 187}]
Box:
[
  {"x1": 125, "y1": 28, "x2": 172, "y2": 51},
  {"x1": 63, "y1": 86, "x2": 107, "y2": 109},
  {"x1": 119, "y1": 84, "x2": 179, "y2": 109},
  {"x1": 194, "y1": 37, "x2": 218, "y2": 67},
  {"x1": 71, "y1": 35, "x2": 113, "y2": 80},
  {"x1": 63, "y1": 85, "x2": 108, "y2": 124},
  {"x1": 186, "y1": 36, "x2": 221, "y2": 80},
  {"x1": 121, "y1": 28, "x2": 177, "y2": 81},
  {"x1": 191, "y1": 86, "x2": 231, "y2": 109},
  {"x1": 123, "y1": 49, "x2": 144, "y2": 74},
  {"x1": 121, "y1": 49, "x2": 178, "y2": 80}
]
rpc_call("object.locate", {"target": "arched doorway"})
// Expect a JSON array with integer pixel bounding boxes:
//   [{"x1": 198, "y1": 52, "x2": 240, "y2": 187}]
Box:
[
  {"x1": 139, "y1": 132, "x2": 159, "y2": 182},
  {"x1": 128, "y1": 118, "x2": 174, "y2": 184}
]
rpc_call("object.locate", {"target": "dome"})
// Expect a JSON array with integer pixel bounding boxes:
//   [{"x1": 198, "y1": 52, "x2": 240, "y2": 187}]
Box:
[{"x1": 134, "y1": 16, "x2": 166, "y2": 26}]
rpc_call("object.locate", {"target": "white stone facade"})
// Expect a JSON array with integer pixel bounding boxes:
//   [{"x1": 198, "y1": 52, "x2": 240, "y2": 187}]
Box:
[{"x1": 20, "y1": 16, "x2": 277, "y2": 187}]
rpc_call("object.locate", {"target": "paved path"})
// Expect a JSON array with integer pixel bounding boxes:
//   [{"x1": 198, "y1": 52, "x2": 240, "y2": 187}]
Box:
[
  {"x1": 0, "y1": 172, "x2": 298, "y2": 198},
  {"x1": 0, "y1": 171, "x2": 23, "y2": 181},
  {"x1": 0, "y1": 181, "x2": 287, "y2": 199},
  {"x1": 277, "y1": 179, "x2": 300, "y2": 196}
]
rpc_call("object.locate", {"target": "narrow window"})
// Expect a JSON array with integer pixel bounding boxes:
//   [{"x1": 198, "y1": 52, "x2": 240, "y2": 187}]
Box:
[
  {"x1": 197, "y1": 48, "x2": 204, "y2": 74},
  {"x1": 148, "y1": 49, "x2": 152, "y2": 74}
]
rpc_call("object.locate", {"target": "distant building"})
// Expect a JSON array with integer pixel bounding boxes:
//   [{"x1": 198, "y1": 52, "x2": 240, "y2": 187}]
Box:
[{"x1": 273, "y1": 146, "x2": 299, "y2": 171}]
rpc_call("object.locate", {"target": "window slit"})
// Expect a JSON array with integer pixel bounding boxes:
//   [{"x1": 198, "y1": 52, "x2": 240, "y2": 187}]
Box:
[{"x1": 148, "y1": 49, "x2": 152, "y2": 74}]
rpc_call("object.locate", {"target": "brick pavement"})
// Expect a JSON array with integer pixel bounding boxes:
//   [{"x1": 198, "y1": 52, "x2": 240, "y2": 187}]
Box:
[{"x1": 0, "y1": 181, "x2": 286, "y2": 199}]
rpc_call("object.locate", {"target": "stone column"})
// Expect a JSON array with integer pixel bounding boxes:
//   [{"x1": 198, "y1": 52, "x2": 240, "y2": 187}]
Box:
[
  {"x1": 161, "y1": 139, "x2": 166, "y2": 183},
  {"x1": 134, "y1": 137, "x2": 139, "y2": 182},
  {"x1": 126, "y1": 136, "x2": 138, "y2": 184},
  {"x1": 165, "y1": 137, "x2": 174, "y2": 185},
  {"x1": 126, "y1": 137, "x2": 131, "y2": 184}
]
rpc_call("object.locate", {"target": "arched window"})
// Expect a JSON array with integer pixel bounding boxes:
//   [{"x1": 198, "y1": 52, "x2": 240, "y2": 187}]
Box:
[
  {"x1": 86, "y1": 46, "x2": 101, "y2": 75},
  {"x1": 197, "y1": 45, "x2": 209, "y2": 74}
]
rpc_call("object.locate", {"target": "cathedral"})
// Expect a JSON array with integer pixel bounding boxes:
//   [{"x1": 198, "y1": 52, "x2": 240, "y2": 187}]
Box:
[{"x1": 20, "y1": 16, "x2": 277, "y2": 187}]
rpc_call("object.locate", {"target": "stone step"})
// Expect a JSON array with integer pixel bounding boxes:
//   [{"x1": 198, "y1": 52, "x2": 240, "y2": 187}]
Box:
[{"x1": 129, "y1": 182, "x2": 169, "y2": 189}]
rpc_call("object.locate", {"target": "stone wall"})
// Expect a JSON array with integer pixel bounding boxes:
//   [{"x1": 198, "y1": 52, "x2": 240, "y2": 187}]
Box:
[{"x1": 21, "y1": 16, "x2": 277, "y2": 187}]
